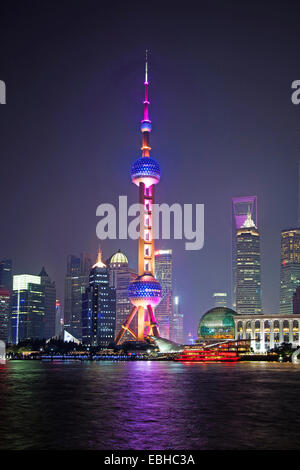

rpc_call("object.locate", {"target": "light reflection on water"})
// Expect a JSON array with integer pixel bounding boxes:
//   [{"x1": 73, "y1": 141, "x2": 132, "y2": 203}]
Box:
[{"x1": 0, "y1": 360, "x2": 300, "y2": 450}]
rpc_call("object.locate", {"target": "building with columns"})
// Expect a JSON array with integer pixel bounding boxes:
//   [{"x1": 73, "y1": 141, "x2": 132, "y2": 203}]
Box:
[
  {"x1": 234, "y1": 314, "x2": 300, "y2": 352},
  {"x1": 198, "y1": 307, "x2": 300, "y2": 354}
]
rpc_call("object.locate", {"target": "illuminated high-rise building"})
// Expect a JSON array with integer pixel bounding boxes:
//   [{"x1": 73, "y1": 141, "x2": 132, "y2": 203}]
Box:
[
  {"x1": 40, "y1": 267, "x2": 56, "y2": 339},
  {"x1": 64, "y1": 252, "x2": 92, "y2": 340},
  {"x1": 0, "y1": 259, "x2": 12, "y2": 291},
  {"x1": 10, "y1": 275, "x2": 45, "y2": 344},
  {"x1": 82, "y1": 248, "x2": 116, "y2": 347},
  {"x1": 172, "y1": 296, "x2": 184, "y2": 344},
  {"x1": 108, "y1": 250, "x2": 137, "y2": 342},
  {"x1": 232, "y1": 197, "x2": 257, "y2": 308},
  {"x1": 0, "y1": 259, "x2": 12, "y2": 343},
  {"x1": 115, "y1": 53, "x2": 162, "y2": 344},
  {"x1": 280, "y1": 229, "x2": 300, "y2": 315},
  {"x1": 0, "y1": 288, "x2": 10, "y2": 342},
  {"x1": 235, "y1": 213, "x2": 262, "y2": 315},
  {"x1": 55, "y1": 299, "x2": 64, "y2": 338},
  {"x1": 213, "y1": 292, "x2": 228, "y2": 308},
  {"x1": 155, "y1": 250, "x2": 173, "y2": 339}
]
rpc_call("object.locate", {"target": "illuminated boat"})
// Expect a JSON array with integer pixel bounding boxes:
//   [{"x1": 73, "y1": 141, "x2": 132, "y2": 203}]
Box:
[
  {"x1": 173, "y1": 339, "x2": 250, "y2": 362},
  {"x1": 174, "y1": 348, "x2": 240, "y2": 362}
]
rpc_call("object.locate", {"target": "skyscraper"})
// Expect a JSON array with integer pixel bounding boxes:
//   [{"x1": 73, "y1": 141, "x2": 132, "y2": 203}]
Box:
[
  {"x1": 235, "y1": 213, "x2": 262, "y2": 315},
  {"x1": 108, "y1": 250, "x2": 137, "y2": 342},
  {"x1": 0, "y1": 288, "x2": 10, "y2": 342},
  {"x1": 82, "y1": 248, "x2": 116, "y2": 347},
  {"x1": 232, "y1": 197, "x2": 257, "y2": 309},
  {"x1": 280, "y1": 229, "x2": 300, "y2": 315},
  {"x1": 40, "y1": 267, "x2": 56, "y2": 339},
  {"x1": 55, "y1": 299, "x2": 64, "y2": 338},
  {"x1": 64, "y1": 252, "x2": 92, "y2": 340},
  {"x1": 154, "y1": 250, "x2": 173, "y2": 339},
  {"x1": 10, "y1": 275, "x2": 45, "y2": 344},
  {"x1": 115, "y1": 53, "x2": 162, "y2": 344},
  {"x1": 0, "y1": 260, "x2": 12, "y2": 343},
  {"x1": 0, "y1": 259, "x2": 12, "y2": 291},
  {"x1": 213, "y1": 292, "x2": 228, "y2": 308},
  {"x1": 172, "y1": 296, "x2": 184, "y2": 344}
]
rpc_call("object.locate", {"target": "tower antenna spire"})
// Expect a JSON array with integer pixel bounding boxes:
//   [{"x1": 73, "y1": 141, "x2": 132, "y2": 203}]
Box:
[
  {"x1": 145, "y1": 49, "x2": 148, "y2": 84},
  {"x1": 141, "y1": 51, "x2": 151, "y2": 156}
]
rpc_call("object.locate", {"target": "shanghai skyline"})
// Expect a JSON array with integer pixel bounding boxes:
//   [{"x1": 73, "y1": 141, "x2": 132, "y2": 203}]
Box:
[{"x1": 1, "y1": 1, "x2": 300, "y2": 335}]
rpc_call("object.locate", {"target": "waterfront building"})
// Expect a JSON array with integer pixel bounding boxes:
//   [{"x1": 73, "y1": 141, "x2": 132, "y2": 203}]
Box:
[
  {"x1": 198, "y1": 307, "x2": 300, "y2": 353},
  {"x1": 115, "y1": 53, "x2": 162, "y2": 344},
  {"x1": 172, "y1": 296, "x2": 184, "y2": 344},
  {"x1": 232, "y1": 197, "x2": 257, "y2": 308},
  {"x1": 280, "y1": 228, "x2": 300, "y2": 315},
  {"x1": 235, "y1": 213, "x2": 262, "y2": 315},
  {"x1": 0, "y1": 288, "x2": 10, "y2": 342},
  {"x1": 82, "y1": 248, "x2": 116, "y2": 347},
  {"x1": 64, "y1": 252, "x2": 92, "y2": 340},
  {"x1": 108, "y1": 250, "x2": 137, "y2": 343},
  {"x1": 213, "y1": 292, "x2": 228, "y2": 308},
  {"x1": 154, "y1": 250, "x2": 173, "y2": 339},
  {"x1": 0, "y1": 259, "x2": 12, "y2": 291},
  {"x1": 10, "y1": 274, "x2": 45, "y2": 344},
  {"x1": 40, "y1": 267, "x2": 56, "y2": 339},
  {"x1": 235, "y1": 314, "x2": 300, "y2": 353},
  {"x1": 198, "y1": 307, "x2": 237, "y2": 341}
]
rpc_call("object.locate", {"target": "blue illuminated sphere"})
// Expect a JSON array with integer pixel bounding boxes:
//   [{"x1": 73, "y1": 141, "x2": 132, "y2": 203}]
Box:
[
  {"x1": 128, "y1": 274, "x2": 162, "y2": 307},
  {"x1": 131, "y1": 156, "x2": 161, "y2": 187},
  {"x1": 140, "y1": 121, "x2": 152, "y2": 133}
]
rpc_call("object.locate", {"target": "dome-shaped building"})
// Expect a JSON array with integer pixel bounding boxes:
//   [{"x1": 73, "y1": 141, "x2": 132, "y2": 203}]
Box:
[
  {"x1": 109, "y1": 249, "x2": 129, "y2": 267},
  {"x1": 198, "y1": 307, "x2": 237, "y2": 340}
]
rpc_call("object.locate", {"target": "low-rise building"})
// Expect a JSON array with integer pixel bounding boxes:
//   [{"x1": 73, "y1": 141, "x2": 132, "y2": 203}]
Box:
[{"x1": 234, "y1": 314, "x2": 300, "y2": 353}]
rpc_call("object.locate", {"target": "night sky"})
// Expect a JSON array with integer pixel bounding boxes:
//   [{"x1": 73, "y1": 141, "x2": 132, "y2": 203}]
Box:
[{"x1": 1, "y1": 0, "x2": 300, "y2": 337}]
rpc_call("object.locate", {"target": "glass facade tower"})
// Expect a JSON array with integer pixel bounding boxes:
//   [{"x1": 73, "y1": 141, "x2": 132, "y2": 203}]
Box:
[
  {"x1": 10, "y1": 275, "x2": 45, "y2": 344},
  {"x1": 154, "y1": 250, "x2": 173, "y2": 339},
  {"x1": 40, "y1": 267, "x2": 56, "y2": 339},
  {"x1": 232, "y1": 197, "x2": 257, "y2": 309},
  {"x1": 0, "y1": 288, "x2": 10, "y2": 342},
  {"x1": 64, "y1": 253, "x2": 92, "y2": 340},
  {"x1": 280, "y1": 229, "x2": 300, "y2": 315},
  {"x1": 82, "y1": 249, "x2": 116, "y2": 347},
  {"x1": 172, "y1": 296, "x2": 184, "y2": 344},
  {"x1": 0, "y1": 259, "x2": 12, "y2": 291},
  {"x1": 235, "y1": 215, "x2": 262, "y2": 315}
]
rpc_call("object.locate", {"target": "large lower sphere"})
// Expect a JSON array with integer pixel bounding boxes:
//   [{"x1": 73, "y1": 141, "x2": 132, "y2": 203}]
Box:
[{"x1": 128, "y1": 273, "x2": 162, "y2": 308}]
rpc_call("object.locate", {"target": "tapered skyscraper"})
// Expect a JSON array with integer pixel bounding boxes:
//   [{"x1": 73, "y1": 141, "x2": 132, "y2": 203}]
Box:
[
  {"x1": 82, "y1": 248, "x2": 116, "y2": 347},
  {"x1": 115, "y1": 53, "x2": 162, "y2": 344},
  {"x1": 232, "y1": 197, "x2": 257, "y2": 309},
  {"x1": 235, "y1": 213, "x2": 262, "y2": 315}
]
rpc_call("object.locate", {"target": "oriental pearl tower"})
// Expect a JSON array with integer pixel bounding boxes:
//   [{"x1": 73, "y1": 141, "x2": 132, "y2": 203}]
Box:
[{"x1": 115, "y1": 52, "x2": 162, "y2": 344}]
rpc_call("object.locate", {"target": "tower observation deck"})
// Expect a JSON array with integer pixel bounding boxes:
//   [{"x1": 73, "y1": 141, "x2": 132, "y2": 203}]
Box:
[{"x1": 115, "y1": 53, "x2": 162, "y2": 344}]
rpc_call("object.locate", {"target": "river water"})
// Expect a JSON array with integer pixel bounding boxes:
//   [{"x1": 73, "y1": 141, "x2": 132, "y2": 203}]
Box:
[{"x1": 0, "y1": 360, "x2": 299, "y2": 450}]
